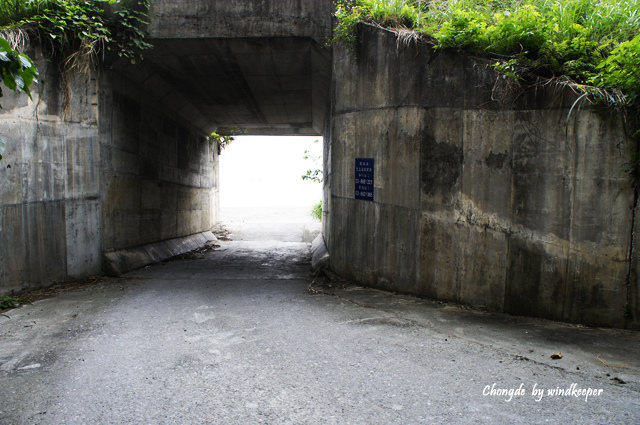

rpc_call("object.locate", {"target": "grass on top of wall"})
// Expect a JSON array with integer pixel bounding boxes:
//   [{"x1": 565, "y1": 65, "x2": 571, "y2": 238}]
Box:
[{"x1": 334, "y1": 0, "x2": 640, "y2": 107}]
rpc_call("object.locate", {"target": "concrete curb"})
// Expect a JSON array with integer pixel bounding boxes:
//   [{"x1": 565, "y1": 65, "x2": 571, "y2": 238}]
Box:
[
  {"x1": 103, "y1": 231, "x2": 218, "y2": 276},
  {"x1": 311, "y1": 233, "x2": 330, "y2": 271}
]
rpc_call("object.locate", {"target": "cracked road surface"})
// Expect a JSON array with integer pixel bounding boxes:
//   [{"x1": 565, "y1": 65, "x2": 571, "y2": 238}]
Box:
[{"x1": 1, "y1": 209, "x2": 639, "y2": 424}]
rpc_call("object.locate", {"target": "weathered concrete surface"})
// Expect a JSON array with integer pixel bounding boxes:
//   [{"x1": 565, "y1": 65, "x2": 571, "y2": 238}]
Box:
[
  {"x1": 0, "y1": 47, "x2": 219, "y2": 296},
  {"x1": 0, "y1": 46, "x2": 102, "y2": 295},
  {"x1": 111, "y1": 0, "x2": 334, "y2": 136},
  {"x1": 630, "y1": 206, "x2": 640, "y2": 329},
  {"x1": 0, "y1": 220, "x2": 638, "y2": 424},
  {"x1": 311, "y1": 233, "x2": 330, "y2": 271},
  {"x1": 137, "y1": 38, "x2": 332, "y2": 136},
  {"x1": 99, "y1": 71, "x2": 219, "y2": 252},
  {"x1": 103, "y1": 230, "x2": 217, "y2": 276},
  {"x1": 124, "y1": 38, "x2": 332, "y2": 136},
  {"x1": 2, "y1": 3, "x2": 636, "y2": 333},
  {"x1": 328, "y1": 25, "x2": 637, "y2": 328},
  {"x1": 147, "y1": 0, "x2": 333, "y2": 42}
]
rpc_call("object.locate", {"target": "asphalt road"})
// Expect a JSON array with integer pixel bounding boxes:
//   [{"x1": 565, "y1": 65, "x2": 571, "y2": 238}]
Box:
[{"x1": 1, "y1": 207, "x2": 639, "y2": 424}]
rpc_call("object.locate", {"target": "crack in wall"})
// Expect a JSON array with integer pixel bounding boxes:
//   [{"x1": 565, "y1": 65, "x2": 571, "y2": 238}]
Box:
[{"x1": 625, "y1": 172, "x2": 639, "y2": 327}]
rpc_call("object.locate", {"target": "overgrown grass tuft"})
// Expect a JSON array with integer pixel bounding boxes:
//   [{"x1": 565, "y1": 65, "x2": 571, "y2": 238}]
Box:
[{"x1": 361, "y1": 0, "x2": 421, "y2": 28}]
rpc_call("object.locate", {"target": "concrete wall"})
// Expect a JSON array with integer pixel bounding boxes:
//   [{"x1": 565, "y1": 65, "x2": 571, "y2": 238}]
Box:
[
  {"x1": 147, "y1": 0, "x2": 333, "y2": 42},
  {"x1": 0, "y1": 46, "x2": 218, "y2": 296},
  {"x1": 328, "y1": 25, "x2": 638, "y2": 329},
  {"x1": 99, "y1": 71, "x2": 218, "y2": 252},
  {"x1": 0, "y1": 47, "x2": 102, "y2": 295}
]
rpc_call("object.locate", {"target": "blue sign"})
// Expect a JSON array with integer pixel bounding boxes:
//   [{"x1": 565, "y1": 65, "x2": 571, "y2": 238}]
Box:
[{"x1": 355, "y1": 158, "x2": 374, "y2": 201}]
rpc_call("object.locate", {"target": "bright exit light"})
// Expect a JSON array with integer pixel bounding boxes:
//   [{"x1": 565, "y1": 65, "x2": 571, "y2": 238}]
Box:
[{"x1": 219, "y1": 136, "x2": 323, "y2": 208}]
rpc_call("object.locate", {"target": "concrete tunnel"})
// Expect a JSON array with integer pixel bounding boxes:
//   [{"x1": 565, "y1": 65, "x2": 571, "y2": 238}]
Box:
[
  {"x1": 100, "y1": 0, "x2": 336, "y2": 273},
  {"x1": 2, "y1": 0, "x2": 638, "y2": 328},
  {"x1": 0, "y1": 0, "x2": 335, "y2": 293}
]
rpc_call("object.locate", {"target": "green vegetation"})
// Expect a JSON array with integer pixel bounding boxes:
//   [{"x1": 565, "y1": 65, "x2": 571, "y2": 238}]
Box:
[
  {"x1": 301, "y1": 140, "x2": 323, "y2": 221},
  {"x1": 0, "y1": 295, "x2": 19, "y2": 310},
  {"x1": 310, "y1": 200, "x2": 323, "y2": 222},
  {"x1": 0, "y1": 0, "x2": 55, "y2": 23},
  {"x1": 0, "y1": 35, "x2": 38, "y2": 159},
  {"x1": 209, "y1": 131, "x2": 235, "y2": 154},
  {"x1": 302, "y1": 139, "x2": 323, "y2": 184},
  {"x1": 334, "y1": 0, "x2": 640, "y2": 106},
  {"x1": 0, "y1": 35, "x2": 38, "y2": 105},
  {"x1": 302, "y1": 168, "x2": 323, "y2": 183},
  {"x1": 0, "y1": 0, "x2": 151, "y2": 64}
]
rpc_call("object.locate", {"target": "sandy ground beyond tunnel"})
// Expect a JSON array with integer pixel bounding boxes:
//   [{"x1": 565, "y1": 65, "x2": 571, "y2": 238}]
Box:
[{"x1": 0, "y1": 207, "x2": 639, "y2": 424}]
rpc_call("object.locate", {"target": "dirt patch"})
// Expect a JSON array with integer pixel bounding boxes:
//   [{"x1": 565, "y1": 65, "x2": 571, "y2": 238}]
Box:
[
  {"x1": 1, "y1": 276, "x2": 110, "y2": 315},
  {"x1": 211, "y1": 223, "x2": 233, "y2": 241},
  {"x1": 164, "y1": 240, "x2": 221, "y2": 261}
]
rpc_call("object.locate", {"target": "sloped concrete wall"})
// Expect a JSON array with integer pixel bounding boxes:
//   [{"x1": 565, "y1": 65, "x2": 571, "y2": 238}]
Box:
[
  {"x1": 329, "y1": 25, "x2": 637, "y2": 328},
  {"x1": 0, "y1": 46, "x2": 218, "y2": 296}
]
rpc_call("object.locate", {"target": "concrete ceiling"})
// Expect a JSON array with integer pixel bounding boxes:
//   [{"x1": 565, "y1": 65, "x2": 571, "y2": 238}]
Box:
[
  {"x1": 110, "y1": 0, "x2": 334, "y2": 137},
  {"x1": 137, "y1": 37, "x2": 332, "y2": 136}
]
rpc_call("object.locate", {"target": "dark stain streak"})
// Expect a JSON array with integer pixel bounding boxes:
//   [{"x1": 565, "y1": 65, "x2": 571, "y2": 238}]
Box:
[{"x1": 484, "y1": 150, "x2": 509, "y2": 170}]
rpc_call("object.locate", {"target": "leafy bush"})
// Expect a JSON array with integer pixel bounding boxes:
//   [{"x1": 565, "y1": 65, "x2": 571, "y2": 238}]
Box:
[
  {"x1": 209, "y1": 131, "x2": 234, "y2": 155},
  {"x1": 334, "y1": 2, "x2": 367, "y2": 46},
  {"x1": 28, "y1": 0, "x2": 111, "y2": 60},
  {"x1": 0, "y1": 0, "x2": 151, "y2": 63},
  {"x1": 0, "y1": 0, "x2": 57, "y2": 25},
  {"x1": 0, "y1": 296, "x2": 20, "y2": 310},
  {"x1": 0, "y1": 36, "x2": 39, "y2": 160},
  {"x1": 302, "y1": 140, "x2": 323, "y2": 184},
  {"x1": 0, "y1": 36, "x2": 38, "y2": 101},
  {"x1": 310, "y1": 200, "x2": 322, "y2": 222},
  {"x1": 431, "y1": 9, "x2": 489, "y2": 52},
  {"x1": 592, "y1": 35, "x2": 640, "y2": 104}
]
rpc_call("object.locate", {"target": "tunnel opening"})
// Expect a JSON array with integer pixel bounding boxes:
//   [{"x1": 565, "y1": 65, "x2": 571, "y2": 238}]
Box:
[
  {"x1": 218, "y1": 135, "x2": 323, "y2": 244},
  {"x1": 88, "y1": 31, "x2": 333, "y2": 278}
]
